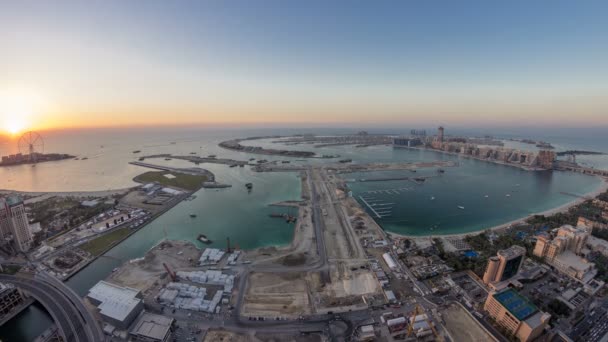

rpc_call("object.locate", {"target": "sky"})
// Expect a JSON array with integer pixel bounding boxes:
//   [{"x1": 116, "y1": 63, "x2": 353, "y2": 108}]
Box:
[{"x1": 1, "y1": 0, "x2": 608, "y2": 133}]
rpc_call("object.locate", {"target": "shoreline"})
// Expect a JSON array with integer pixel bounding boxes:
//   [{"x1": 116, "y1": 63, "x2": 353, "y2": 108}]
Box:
[
  {"x1": 386, "y1": 176, "x2": 608, "y2": 240},
  {"x1": 397, "y1": 145, "x2": 549, "y2": 172}
]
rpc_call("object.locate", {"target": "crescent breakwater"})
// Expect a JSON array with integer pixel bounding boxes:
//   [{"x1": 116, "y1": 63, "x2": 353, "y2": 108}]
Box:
[{"x1": 219, "y1": 136, "x2": 322, "y2": 158}]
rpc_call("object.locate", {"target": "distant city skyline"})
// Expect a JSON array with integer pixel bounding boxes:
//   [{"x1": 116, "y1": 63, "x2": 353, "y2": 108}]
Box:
[{"x1": 1, "y1": 0, "x2": 608, "y2": 133}]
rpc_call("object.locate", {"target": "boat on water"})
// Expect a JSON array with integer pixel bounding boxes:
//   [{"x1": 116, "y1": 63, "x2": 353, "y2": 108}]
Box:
[
  {"x1": 133, "y1": 150, "x2": 141, "y2": 154},
  {"x1": 457, "y1": 206, "x2": 465, "y2": 210},
  {"x1": 197, "y1": 234, "x2": 212, "y2": 244},
  {"x1": 165, "y1": 158, "x2": 172, "y2": 161},
  {"x1": 506, "y1": 194, "x2": 511, "y2": 197},
  {"x1": 245, "y1": 183, "x2": 253, "y2": 189},
  {"x1": 484, "y1": 195, "x2": 489, "y2": 198},
  {"x1": 430, "y1": 196, "x2": 435, "y2": 200},
  {"x1": 190, "y1": 214, "x2": 197, "y2": 218},
  {"x1": 437, "y1": 169, "x2": 445, "y2": 173}
]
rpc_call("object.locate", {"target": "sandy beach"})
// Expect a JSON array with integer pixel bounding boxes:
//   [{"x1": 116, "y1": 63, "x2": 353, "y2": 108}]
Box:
[{"x1": 387, "y1": 176, "x2": 608, "y2": 240}]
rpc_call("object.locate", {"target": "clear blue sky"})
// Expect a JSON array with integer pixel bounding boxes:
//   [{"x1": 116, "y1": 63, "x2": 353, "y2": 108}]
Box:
[{"x1": 1, "y1": 0, "x2": 607, "y2": 130}]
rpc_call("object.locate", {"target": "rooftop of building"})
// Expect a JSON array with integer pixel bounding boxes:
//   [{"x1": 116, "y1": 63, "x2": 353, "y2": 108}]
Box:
[
  {"x1": 493, "y1": 288, "x2": 538, "y2": 321},
  {"x1": 497, "y1": 245, "x2": 526, "y2": 259},
  {"x1": 554, "y1": 250, "x2": 593, "y2": 271},
  {"x1": 0, "y1": 196, "x2": 23, "y2": 207},
  {"x1": 587, "y1": 236, "x2": 608, "y2": 250},
  {"x1": 524, "y1": 311, "x2": 550, "y2": 330},
  {"x1": 87, "y1": 281, "x2": 142, "y2": 321},
  {"x1": 130, "y1": 312, "x2": 173, "y2": 341}
]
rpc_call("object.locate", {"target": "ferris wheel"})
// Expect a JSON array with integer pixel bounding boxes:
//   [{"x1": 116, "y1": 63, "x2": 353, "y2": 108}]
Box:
[{"x1": 18, "y1": 131, "x2": 44, "y2": 161}]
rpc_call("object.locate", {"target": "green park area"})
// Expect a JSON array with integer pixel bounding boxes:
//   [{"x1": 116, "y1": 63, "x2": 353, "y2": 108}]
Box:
[
  {"x1": 134, "y1": 171, "x2": 207, "y2": 191},
  {"x1": 79, "y1": 227, "x2": 132, "y2": 256}
]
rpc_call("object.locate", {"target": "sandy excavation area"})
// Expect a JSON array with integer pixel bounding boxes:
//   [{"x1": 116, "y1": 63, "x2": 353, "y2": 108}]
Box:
[
  {"x1": 442, "y1": 303, "x2": 495, "y2": 342},
  {"x1": 242, "y1": 272, "x2": 312, "y2": 318},
  {"x1": 109, "y1": 240, "x2": 201, "y2": 292},
  {"x1": 204, "y1": 330, "x2": 327, "y2": 342}
]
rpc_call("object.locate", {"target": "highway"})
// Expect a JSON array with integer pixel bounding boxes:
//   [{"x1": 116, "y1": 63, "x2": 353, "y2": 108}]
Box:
[{"x1": 0, "y1": 274, "x2": 103, "y2": 342}]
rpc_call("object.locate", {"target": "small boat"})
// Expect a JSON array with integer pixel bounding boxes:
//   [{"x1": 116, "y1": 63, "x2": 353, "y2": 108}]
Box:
[
  {"x1": 229, "y1": 164, "x2": 238, "y2": 168},
  {"x1": 506, "y1": 194, "x2": 511, "y2": 197},
  {"x1": 437, "y1": 169, "x2": 445, "y2": 173},
  {"x1": 190, "y1": 214, "x2": 197, "y2": 218},
  {"x1": 197, "y1": 234, "x2": 212, "y2": 244},
  {"x1": 133, "y1": 150, "x2": 141, "y2": 154},
  {"x1": 112, "y1": 267, "x2": 119, "y2": 272},
  {"x1": 165, "y1": 158, "x2": 172, "y2": 161},
  {"x1": 484, "y1": 195, "x2": 489, "y2": 198},
  {"x1": 245, "y1": 183, "x2": 253, "y2": 189},
  {"x1": 457, "y1": 206, "x2": 465, "y2": 210},
  {"x1": 430, "y1": 196, "x2": 435, "y2": 201},
  {"x1": 208, "y1": 155, "x2": 217, "y2": 158}
]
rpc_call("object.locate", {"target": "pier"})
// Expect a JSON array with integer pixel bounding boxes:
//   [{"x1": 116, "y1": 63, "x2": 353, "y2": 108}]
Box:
[
  {"x1": 358, "y1": 175, "x2": 436, "y2": 183},
  {"x1": 358, "y1": 195, "x2": 394, "y2": 218}
]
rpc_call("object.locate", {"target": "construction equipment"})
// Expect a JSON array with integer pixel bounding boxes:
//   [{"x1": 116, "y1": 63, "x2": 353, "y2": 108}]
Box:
[
  {"x1": 407, "y1": 304, "x2": 443, "y2": 341},
  {"x1": 163, "y1": 263, "x2": 176, "y2": 281}
]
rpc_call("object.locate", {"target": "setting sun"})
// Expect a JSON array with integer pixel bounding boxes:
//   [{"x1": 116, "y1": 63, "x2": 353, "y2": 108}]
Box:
[
  {"x1": 3, "y1": 117, "x2": 27, "y2": 135},
  {"x1": 0, "y1": 88, "x2": 42, "y2": 135}
]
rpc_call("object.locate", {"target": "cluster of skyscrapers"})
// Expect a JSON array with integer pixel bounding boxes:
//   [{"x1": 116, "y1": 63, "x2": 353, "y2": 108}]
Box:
[{"x1": 0, "y1": 196, "x2": 34, "y2": 253}]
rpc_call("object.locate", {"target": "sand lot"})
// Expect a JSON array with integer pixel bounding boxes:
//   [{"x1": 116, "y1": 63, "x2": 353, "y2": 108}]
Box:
[
  {"x1": 109, "y1": 240, "x2": 200, "y2": 291},
  {"x1": 442, "y1": 303, "x2": 495, "y2": 342},
  {"x1": 242, "y1": 272, "x2": 311, "y2": 318},
  {"x1": 204, "y1": 330, "x2": 326, "y2": 342}
]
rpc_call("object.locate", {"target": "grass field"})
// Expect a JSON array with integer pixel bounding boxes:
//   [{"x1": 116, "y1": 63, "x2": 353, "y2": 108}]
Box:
[
  {"x1": 134, "y1": 171, "x2": 207, "y2": 191},
  {"x1": 79, "y1": 227, "x2": 132, "y2": 256}
]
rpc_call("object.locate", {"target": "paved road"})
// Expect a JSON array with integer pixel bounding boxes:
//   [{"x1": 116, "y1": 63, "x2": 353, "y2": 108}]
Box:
[{"x1": 0, "y1": 274, "x2": 103, "y2": 342}]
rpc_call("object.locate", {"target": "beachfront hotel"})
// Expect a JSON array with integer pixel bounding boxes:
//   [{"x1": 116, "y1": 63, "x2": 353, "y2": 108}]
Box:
[
  {"x1": 482, "y1": 245, "x2": 526, "y2": 286},
  {"x1": 533, "y1": 225, "x2": 597, "y2": 283},
  {"x1": 484, "y1": 288, "x2": 551, "y2": 342}
]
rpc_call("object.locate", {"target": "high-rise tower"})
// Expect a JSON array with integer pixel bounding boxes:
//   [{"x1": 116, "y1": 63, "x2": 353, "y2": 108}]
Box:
[{"x1": 0, "y1": 197, "x2": 33, "y2": 253}]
